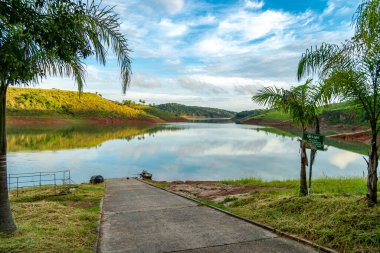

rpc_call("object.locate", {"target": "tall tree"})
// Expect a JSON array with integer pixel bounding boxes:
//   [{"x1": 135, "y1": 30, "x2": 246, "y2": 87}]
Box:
[
  {"x1": 252, "y1": 80, "x2": 324, "y2": 196},
  {"x1": 0, "y1": 0, "x2": 131, "y2": 232},
  {"x1": 298, "y1": 0, "x2": 380, "y2": 204}
]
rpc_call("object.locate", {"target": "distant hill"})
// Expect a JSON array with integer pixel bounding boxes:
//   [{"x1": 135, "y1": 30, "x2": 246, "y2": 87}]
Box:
[
  {"x1": 237, "y1": 101, "x2": 368, "y2": 125},
  {"x1": 234, "y1": 109, "x2": 266, "y2": 119},
  {"x1": 6, "y1": 88, "x2": 181, "y2": 122},
  {"x1": 155, "y1": 103, "x2": 236, "y2": 118}
]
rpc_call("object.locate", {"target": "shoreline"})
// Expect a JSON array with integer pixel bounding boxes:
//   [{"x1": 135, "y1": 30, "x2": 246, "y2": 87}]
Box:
[
  {"x1": 239, "y1": 118, "x2": 371, "y2": 144},
  {"x1": 6, "y1": 115, "x2": 171, "y2": 126}
]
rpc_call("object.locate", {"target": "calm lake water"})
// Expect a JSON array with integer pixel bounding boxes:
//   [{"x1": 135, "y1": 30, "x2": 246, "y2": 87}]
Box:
[{"x1": 7, "y1": 121, "x2": 367, "y2": 184}]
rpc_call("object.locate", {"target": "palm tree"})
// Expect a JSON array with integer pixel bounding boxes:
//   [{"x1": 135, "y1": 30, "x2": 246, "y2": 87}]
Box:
[
  {"x1": 0, "y1": 0, "x2": 131, "y2": 232},
  {"x1": 252, "y1": 80, "x2": 324, "y2": 196},
  {"x1": 297, "y1": 0, "x2": 380, "y2": 204}
]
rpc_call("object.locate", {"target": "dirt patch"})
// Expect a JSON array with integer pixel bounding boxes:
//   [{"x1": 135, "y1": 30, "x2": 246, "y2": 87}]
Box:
[
  {"x1": 7, "y1": 116, "x2": 168, "y2": 127},
  {"x1": 165, "y1": 181, "x2": 285, "y2": 202},
  {"x1": 63, "y1": 201, "x2": 95, "y2": 208},
  {"x1": 327, "y1": 130, "x2": 372, "y2": 144}
]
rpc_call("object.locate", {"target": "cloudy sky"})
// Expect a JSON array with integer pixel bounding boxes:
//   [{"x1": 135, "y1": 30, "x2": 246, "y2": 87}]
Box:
[{"x1": 40, "y1": 0, "x2": 358, "y2": 112}]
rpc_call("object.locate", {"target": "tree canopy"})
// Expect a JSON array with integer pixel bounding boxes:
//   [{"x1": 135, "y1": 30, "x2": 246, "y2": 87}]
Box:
[
  {"x1": 297, "y1": 0, "x2": 380, "y2": 204},
  {"x1": 0, "y1": 0, "x2": 131, "y2": 91},
  {"x1": 0, "y1": 0, "x2": 132, "y2": 232}
]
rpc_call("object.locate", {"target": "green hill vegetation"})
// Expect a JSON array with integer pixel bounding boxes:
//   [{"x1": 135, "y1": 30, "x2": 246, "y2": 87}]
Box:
[
  {"x1": 234, "y1": 109, "x2": 266, "y2": 119},
  {"x1": 239, "y1": 101, "x2": 368, "y2": 125},
  {"x1": 6, "y1": 88, "x2": 180, "y2": 122},
  {"x1": 155, "y1": 103, "x2": 236, "y2": 118}
]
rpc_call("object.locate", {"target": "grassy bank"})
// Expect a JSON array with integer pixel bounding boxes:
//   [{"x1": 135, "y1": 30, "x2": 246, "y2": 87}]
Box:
[
  {"x1": 6, "y1": 87, "x2": 181, "y2": 122},
  {"x1": 0, "y1": 183, "x2": 104, "y2": 253},
  {"x1": 156, "y1": 178, "x2": 380, "y2": 253}
]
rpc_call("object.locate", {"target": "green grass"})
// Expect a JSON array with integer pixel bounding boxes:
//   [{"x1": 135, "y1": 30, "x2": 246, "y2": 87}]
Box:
[
  {"x1": 225, "y1": 193, "x2": 380, "y2": 252},
  {"x1": 7, "y1": 87, "x2": 152, "y2": 119},
  {"x1": 326, "y1": 101, "x2": 357, "y2": 111},
  {"x1": 141, "y1": 106, "x2": 181, "y2": 121},
  {"x1": 158, "y1": 177, "x2": 380, "y2": 252},
  {"x1": 221, "y1": 177, "x2": 371, "y2": 195},
  {"x1": 0, "y1": 183, "x2": 104, "y2": 253},
  {"x1": 255, "y1": 127, "x2": 298, "y2": 138}
]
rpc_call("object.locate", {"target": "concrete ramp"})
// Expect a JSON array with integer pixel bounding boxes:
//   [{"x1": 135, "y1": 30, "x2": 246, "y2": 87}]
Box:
[{"x1": 98, "y1": 179, "x2": 319, "y2": 253}]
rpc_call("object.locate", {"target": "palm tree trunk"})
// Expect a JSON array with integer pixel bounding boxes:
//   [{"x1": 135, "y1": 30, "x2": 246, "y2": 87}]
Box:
[
  {"x1": 367, "y1": 130, "x2": 378, "y2": 204},
  {"x1": 308, "y1": 150, "x2": 315, "y2": 195},
  {"x1": 300, "y1": 126, "x2": 308, "y2": 196},
  {"x1": 0, "y1": 84, "x2": 16, "y2": 232},
  {"x1": 308, "y1": 117, "x2": 320, "y2": 195}
]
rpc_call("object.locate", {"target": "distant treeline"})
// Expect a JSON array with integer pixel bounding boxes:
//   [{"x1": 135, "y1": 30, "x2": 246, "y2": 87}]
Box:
[{"x1": 155, "y1": 103, "x2": 236, "y2": 118}]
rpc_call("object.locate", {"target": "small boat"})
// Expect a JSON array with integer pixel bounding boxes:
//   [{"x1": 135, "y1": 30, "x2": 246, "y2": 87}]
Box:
[{"x1": 139, "y1": 170, "x2": 152, "y2": 180}]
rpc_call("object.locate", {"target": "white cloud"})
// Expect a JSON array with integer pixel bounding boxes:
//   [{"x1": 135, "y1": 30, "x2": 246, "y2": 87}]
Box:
[
  {"x1": 159, "y1": 19, "x2": 188, "y2": 37},
  {"x1": 196, "y1": 36, "x2": 247, "y2": 57},
  {"x1": 244, "y1": 0, "x2": 264, "y2": 10},
  {"x1": 217, "y1": 10, "x2": 295, "y2": 41},
  {"x1": 175, "y1": 76, "x2": 227, "y2": 95},
  {"x1": 322, "y1": 1, "x2": 335, "y2": 17},
  {"x1": 165, "y1": 58, "x2": 181, "y2": 65},
  {"x1": 153, "y1": 0, "x2": 185, "y2": 15},
  {"x1": 188, "y1": 14, "x2": 217, "y2": 26},
  {"x1": 120, "y1": 22, "x2": 148, "y2": 38},
  {"x1": 132, "y1": 73, "x2": 162, "y2": 88}
]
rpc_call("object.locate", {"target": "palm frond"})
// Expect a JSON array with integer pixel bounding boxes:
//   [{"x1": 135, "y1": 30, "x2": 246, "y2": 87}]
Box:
[
  {"x1": 354, "y1": 0, "x2": 380, "y2": 48},
  {"x1": 252, "y1": 86, "x2": 286, "y2": 110},
  {"x1": 252, "y1": 80, "x2": 322, "y2": 129},
  {"x1": 297, "y1": 43, "x2": 339, "y2": 81},
  {"x1": 84, "y1": 1, "x2": 132, "y2": 93}
]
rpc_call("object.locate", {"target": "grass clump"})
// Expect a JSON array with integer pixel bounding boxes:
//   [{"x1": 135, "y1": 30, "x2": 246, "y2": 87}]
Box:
[
  {"x1": 0, "y1": 183, "x2": 104, "y2": 253},
  {"x1": 222, "y1": 178, "x2": 380, "y2": 252},
  {"x1": 225, "y1": 193, "x2": 380, "y2": 252}
]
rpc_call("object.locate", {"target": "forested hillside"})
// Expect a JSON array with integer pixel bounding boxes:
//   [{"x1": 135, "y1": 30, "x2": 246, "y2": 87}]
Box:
[{"x1": 155, "y1": 103, "x2": 236, "y2": 118}]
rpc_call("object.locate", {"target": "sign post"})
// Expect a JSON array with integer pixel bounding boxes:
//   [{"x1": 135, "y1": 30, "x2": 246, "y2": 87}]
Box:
[
  {"x1": 302, "y1": 132, "x2": 325, "y2": 196},
  {"x1": 302, "y1": 132, "x2": 325, "y2": 151}
]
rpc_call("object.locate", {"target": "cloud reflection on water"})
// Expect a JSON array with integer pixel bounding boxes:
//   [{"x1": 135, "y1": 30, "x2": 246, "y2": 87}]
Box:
[
  {"x1": 329, "y1": 151, "x2": 361, "y2": 170},
  {"x1": 7, "y1": 122, "x2": 366, "y2": 183}
]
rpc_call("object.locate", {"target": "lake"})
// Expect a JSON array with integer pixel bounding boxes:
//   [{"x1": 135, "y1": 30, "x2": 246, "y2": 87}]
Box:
[{"x1": 7, "y1": 121, "x2": 367, "y2": 184}]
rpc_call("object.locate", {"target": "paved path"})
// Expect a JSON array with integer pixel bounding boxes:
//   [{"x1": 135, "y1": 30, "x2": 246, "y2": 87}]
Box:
[{"x1": 98, "y1": 179, "x2": 319, "y2": 253}]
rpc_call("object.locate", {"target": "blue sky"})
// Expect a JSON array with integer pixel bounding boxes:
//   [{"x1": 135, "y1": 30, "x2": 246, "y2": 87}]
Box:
[{"x1": 40, "y1": 0, "x2": 358, "y2": 111}]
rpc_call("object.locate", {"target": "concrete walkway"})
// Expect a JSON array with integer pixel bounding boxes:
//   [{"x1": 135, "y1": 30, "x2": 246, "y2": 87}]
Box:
[{"x1": 98, "y1": 179, "x2": 319, "y2": 253}]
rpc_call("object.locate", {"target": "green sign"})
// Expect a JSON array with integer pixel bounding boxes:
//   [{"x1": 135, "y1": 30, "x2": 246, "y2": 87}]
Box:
[{"x1": 303, "y1": 132, "x2": 325, "y2": 151}]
